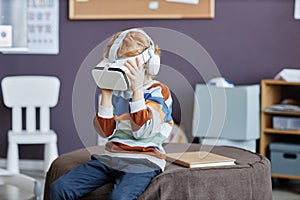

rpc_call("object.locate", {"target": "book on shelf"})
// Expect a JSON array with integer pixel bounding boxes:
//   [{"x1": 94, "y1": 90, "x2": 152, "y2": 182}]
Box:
[
  {"x1": 264, "y1": 104, "x2": 300, "y2": 113},
  {"x1": 166, "y1": 151, "x2": 236, "y2": 168}
]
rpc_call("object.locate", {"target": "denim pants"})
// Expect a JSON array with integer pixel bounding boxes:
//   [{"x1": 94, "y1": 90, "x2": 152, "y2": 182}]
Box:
[{"x1": 50, "y1": 155, "x2": 162, "y2": 200}]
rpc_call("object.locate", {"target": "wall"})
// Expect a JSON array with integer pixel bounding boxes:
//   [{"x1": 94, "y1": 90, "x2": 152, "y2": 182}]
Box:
[{"x1": 0, "y1": 0, "x2": 300, "y2": 159}]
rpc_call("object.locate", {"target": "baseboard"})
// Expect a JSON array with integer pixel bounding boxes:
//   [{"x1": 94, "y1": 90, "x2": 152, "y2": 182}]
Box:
[{"x1": 0, "y1": 158, "x2": 44, "y2": 171}]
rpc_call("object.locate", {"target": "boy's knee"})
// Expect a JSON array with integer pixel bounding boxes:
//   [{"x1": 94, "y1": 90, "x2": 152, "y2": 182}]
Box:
[
  {"x1": 50, "y1": 179, "x2": 64, "y2": 199},
  {"x1": 109, "y1": 191, "x2": 124, "y2": 200},
  {"x1": 50, "y1": 178, "x2": 73, "y2": 200},
  {"x1": 110, "y1": 190, "x2": 139, "y2": 200}
]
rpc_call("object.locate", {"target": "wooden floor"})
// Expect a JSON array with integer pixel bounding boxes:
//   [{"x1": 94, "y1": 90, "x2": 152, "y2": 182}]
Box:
[
  {"x1": 272, "y1": 178, "x2": 300, "y2": 200},
  {"x1": 0, "y1": 170, "x2": 45, "y2": 200},
  {"x1": 0, "y1": 170, "x2": 300, "y2": 200}
]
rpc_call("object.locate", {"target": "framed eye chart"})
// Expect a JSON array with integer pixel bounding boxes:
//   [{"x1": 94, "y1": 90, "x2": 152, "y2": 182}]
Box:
[{"x1": 26, "y1": 0, "x2": 59, "y2": 54}]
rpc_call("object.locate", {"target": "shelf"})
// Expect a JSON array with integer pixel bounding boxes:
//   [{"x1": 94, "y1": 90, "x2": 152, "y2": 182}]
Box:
[
  {"x1": 262, "y1": 79, "x2": 300, "y2": 86},
  {"x1": 263, "y1": 110, "x2": 300, "y2": 116},
  {"x1": 261, "y1": 79, "x2": 300, "y2": 180},
  {"x1": 0, "y1": 47, "x2": 28, "y2": 53},
  {"x1": 272, "y1": 173, "x2": 300, "y2": 180},
  {"x1": 264, "y1": 128, "x2": 300, "y2": 135}
]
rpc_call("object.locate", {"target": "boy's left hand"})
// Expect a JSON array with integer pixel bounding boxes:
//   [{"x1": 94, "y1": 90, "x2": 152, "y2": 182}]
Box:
[{"x1": 124, "y1": 57, "x2": 145, "y2": 92}]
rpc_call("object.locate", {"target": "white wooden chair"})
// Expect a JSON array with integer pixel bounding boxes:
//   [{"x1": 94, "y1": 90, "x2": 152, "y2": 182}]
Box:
[{"x1": 1, "y1": 76, "x2": 60, "y2": 174}]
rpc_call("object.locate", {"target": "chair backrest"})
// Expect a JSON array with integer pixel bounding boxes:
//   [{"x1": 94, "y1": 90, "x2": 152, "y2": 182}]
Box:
[{"x1": 1, "y1": 76, "x2": 60, "y2": 133}]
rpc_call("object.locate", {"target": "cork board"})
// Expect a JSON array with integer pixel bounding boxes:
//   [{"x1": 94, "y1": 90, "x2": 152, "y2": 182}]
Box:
[{"x1": 69, "y1": 0, "x2": 215, "y2": 20}]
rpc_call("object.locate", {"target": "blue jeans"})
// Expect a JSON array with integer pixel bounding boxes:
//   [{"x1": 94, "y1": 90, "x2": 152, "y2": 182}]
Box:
[{"x1": 50, "y1": 155, "x2": 162, "y2": 200}]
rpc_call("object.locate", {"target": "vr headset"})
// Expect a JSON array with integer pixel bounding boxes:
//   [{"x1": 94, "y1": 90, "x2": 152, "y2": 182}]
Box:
[{"x1": 91, "y1": 28, "x2": 160, "y2": 91}]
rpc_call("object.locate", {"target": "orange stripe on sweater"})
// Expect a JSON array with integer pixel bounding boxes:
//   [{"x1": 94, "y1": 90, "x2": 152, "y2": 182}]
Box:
[
  {"x1": 114, "y1": 113, "x2": 130, "y2": 121},
  {"x1": 105, "y1": 142, "x2": 166, "y2": 160},
  {"x1": 130, "y1": 108, "x2": 152, "y2": 131},
  {"x1": 147, "y1": 82, "x2": 171, "y2": 101},
  {"x1": 146, "y1": 100, "x2": 165, "y2": 122},
  {"x1": 94, "y1": 114, "x2": 115, "y2": 137},
  {"x1": 167, "y1": 120, "x2": 174, "y2": 126}
]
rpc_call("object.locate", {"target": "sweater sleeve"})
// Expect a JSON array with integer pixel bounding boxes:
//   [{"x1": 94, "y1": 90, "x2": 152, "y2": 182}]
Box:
[
  {"x1": 93, "y1": 106, "x2": 115, "y2": 138},
  {"x1": 129, "y1": 99, "x2": 152, "y2": 132}
]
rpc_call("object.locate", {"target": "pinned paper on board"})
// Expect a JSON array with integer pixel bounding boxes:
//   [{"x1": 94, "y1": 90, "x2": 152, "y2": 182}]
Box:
[{"x1": 166, "y1": 0, "x2": 199, "y2": 5}]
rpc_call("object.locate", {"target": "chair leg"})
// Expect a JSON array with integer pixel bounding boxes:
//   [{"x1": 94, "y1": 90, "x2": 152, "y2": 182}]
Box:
[
  {"x1": 7, "y1": 142, "x2": 19, "y2": 174},
  {"x1": 44, "y1": 142, "x2": 58, "y2": 173}
]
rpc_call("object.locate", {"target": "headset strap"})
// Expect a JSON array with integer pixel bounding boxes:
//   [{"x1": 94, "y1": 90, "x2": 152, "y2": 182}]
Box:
[
  {"x1": 108, "y1": 30, "x2": 129, "y2": 62},
  {"x1": 115, "y1": 48, "x2": 151, "y2": 65}
]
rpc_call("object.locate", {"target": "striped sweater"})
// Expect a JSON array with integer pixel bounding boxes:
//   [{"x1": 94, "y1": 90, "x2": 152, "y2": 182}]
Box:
[{"x1": 94, "y1": 80, "x2": 173, "y2": 170}]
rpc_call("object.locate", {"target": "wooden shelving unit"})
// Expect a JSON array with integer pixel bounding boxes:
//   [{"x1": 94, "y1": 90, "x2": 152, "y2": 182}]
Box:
[{"x1": 260, "y1": 79, "x2": 300, "y2": 180}]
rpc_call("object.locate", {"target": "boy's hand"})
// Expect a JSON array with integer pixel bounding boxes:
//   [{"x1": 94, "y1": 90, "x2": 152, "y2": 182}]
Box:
[
  {"x1": 124, "y1": 57, "x2": 145, "y2": 101},
  {"x1": 124, "y1": 58, "x2": 145, "y2": 92}
]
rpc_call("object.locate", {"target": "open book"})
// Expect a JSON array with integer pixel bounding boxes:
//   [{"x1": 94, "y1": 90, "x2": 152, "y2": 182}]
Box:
[{"x1": 166, "y1": 151, "x2": 236, "y2": 168}]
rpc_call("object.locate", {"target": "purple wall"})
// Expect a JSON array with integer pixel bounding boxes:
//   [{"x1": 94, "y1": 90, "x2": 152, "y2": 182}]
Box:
[{"x1": 0, "y1": 0, "x2": 300, "y2": 159}]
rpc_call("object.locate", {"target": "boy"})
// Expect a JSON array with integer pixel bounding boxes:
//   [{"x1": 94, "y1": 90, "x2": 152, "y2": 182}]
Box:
[{"x1": 50, "y1": 28, "x2": 173, "y2": 200}]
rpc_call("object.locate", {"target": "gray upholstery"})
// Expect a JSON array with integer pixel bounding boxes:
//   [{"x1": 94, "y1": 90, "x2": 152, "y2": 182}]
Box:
[{"x1": 44, "y1": 143, "x2": 272, "y2": 200}]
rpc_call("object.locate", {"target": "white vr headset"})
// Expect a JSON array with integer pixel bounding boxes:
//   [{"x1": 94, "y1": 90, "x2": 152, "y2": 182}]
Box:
[{"x1": 92, "y1": 28, "x2": 160, "y2": 91}]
